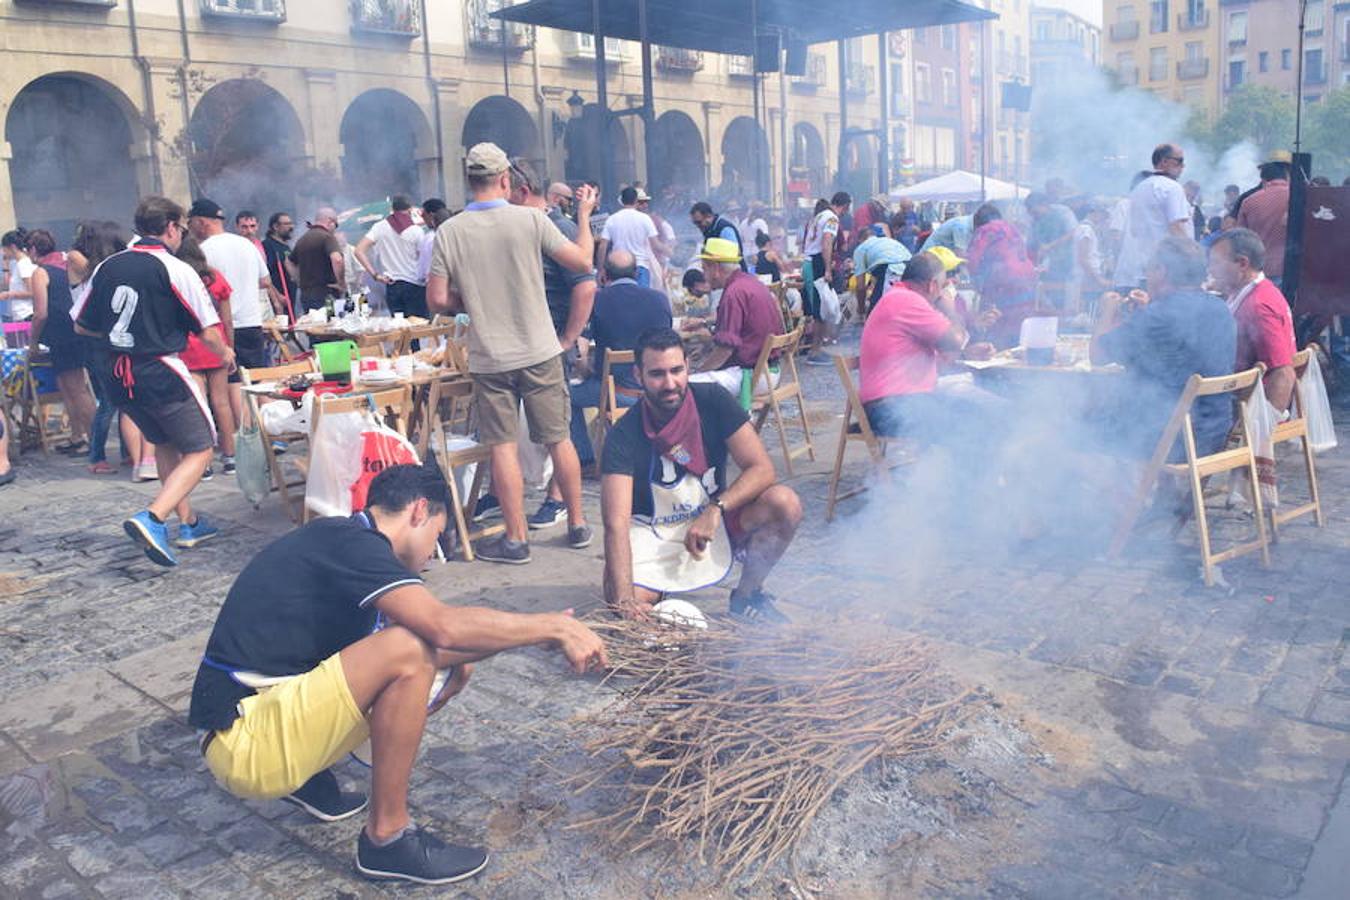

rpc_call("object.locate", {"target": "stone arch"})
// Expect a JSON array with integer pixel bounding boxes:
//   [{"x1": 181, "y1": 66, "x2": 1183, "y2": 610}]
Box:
[
  {"x1": 789, "y1": 122, "x2": 827, "y2": 199},
  {"x1": 563, "y1": 103, "x2": 635, "y2": 189},
  {"x1": 461, "y1": 95, "x2": 542, "y2": 173},
  {"x1": 188, "y1": 78, "x2": 307, "y2": 219},
  {"x1": 5, "y1": 73, "x2": 143, "y2": 244},
  {"x1": 339, "y1": 88, "x2": 435, "y2": 201},
  {"x1": 648, "y1": 110, "x2": 705, "y2": 199},
  {"x1": 719, "y1": 116, "x2": 769, "y2": 200}
]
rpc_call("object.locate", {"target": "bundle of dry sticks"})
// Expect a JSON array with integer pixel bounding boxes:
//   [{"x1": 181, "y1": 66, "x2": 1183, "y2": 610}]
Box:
[{"x1": 566, "y1": 616, "x2": 987, "y2": 882}]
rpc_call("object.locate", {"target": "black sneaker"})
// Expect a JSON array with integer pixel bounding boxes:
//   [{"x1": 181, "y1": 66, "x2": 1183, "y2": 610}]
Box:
[
  {"x1": 281, "y1": 769, "x2": 368, "y2": 822},
  {"x1": 729, "y1": 590, "x2": 790, "y2": 624},
  {"x1": 221, "y1": 455, "x2": 236, "y2": 475},
  {"x1": 568, "y1": 523, "x2": 593, "y2": 549},
  {"x1": 527, "y1": 497, "x2": 567, "y2": 530},
  {"x1": 355, "y1": 826, "x2": 489, "y2": 885},
  {"x1": 474, "y1": 535, "x2": 530, "y2": 565},
  {"x1": 471, "y1": 494, "x2": 502, "y2": 523},
  {"x1": 201, "y1": 465, "x2": 214, "y2": 482}
]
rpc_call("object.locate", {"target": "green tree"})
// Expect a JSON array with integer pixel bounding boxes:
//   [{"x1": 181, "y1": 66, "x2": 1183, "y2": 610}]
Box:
[
  {"x1": 1302, "y1": 87, "x2": 1350, "y2": 181},
  {"x1": 1205, "y1": 85, "x2": 1295, "y2": 158}
]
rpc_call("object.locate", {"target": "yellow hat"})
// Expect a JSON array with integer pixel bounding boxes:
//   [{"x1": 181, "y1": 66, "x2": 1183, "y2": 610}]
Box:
[
  {"x1": 927, "y1": 246, "x2": 966, "y2": 272},
  {"x1": 1265, "y1": 149, "x2": 1293, "y2": 165},
  {"x1": 698, "y1": 237, "x2": 743, "y2": 264}
]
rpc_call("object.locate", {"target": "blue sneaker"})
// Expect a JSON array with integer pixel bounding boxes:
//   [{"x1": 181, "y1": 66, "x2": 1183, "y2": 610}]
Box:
[
  {"x1": 472, "y1": 494, "x2": 501, "y2": 523},
  {"x1": 527, "y1": 498, "x2": 566, "y2": 530},
  {"x1": 123, "y1": 511, "x2": 177, "y2": 567},
  {"x1": 176, "y1": 514, "x2": 220, "y2": 549}
]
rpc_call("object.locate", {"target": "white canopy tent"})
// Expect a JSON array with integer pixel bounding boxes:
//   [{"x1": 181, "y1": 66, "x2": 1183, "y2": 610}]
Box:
[{"x1": 891, "y1": 170, "x2": 1025, "y2": 202}]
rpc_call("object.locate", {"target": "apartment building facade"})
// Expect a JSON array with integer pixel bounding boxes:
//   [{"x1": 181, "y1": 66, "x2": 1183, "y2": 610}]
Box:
[
  {"x1": 1221, "y1": 0, "x2": 1347, "y2": 104},
  {"x1": 1, "y1": 0, "x2": 895, "y2": 239},
  {"x1": 1103, "y1": 0, "x2": 1223, "y2": 114},
  {"x1": 1030, "y1": 5, "x2": 1102, "y2": 85}
]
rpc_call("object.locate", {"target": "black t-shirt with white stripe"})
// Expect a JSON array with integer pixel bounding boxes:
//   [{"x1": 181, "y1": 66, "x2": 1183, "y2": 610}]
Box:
[
  {"x1": 74, "y1": 239, "x2": 217, "y2": 358},
  {"x1": 188, "y1": 514, "x2": 423, "y2": 732}
]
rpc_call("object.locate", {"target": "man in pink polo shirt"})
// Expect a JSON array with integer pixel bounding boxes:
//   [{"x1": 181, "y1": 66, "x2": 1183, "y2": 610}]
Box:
[
  {"x1": 1207, "y1": 228, "x2": 1296, "y2": 411},
  {"x1": 859, "y1": 252, "x2": 994, "y2": 441}
]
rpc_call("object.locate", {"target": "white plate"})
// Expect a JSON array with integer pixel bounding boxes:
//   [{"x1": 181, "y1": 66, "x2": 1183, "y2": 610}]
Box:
[{"x1": 358, "y1": 372, "x2": 402, "y2": 385}]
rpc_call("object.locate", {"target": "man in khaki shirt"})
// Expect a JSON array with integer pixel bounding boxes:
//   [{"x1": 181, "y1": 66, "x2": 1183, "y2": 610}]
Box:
[{"x1": 427, "y1": 143, "x2": 598, "y2": 564}]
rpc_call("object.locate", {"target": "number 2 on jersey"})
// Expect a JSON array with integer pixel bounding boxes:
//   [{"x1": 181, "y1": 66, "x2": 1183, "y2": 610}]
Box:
[{"x1": 109, "y1": 285, "x2": 139, "y2": 349}]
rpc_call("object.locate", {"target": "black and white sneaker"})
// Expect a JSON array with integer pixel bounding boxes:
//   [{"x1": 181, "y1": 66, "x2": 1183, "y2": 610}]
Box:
[
  {"x1": 281, "y1": 769, "x2": 368, "y2": 822},
  {"x1": 355, "y1": 826, "x2": 489, "y2": 885},
  {"x1": 568, "y1": 524, "x2": 593, "y2": 549},
  {"x1": 474, "y1": 535, "x2": 530, "y2": 565},
  {"x1": 221, "y1": 455, "x2": 237, "y2": 475},
  {"x1": 471, "y1": 494, "x2": 502, "y2": 523},
  {"x1": 201, "y1": 465, "x2": 214, "y2": 482},
  {"x1": 729, "y1": 590, "x2": 791, "y2": 624}
]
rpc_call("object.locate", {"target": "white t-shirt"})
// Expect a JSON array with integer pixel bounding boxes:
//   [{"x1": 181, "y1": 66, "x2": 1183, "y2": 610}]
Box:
[
  {"x1": 363, "y1": 219, "x2": 425, "y2": 285},
  {"x1": 6, "y1": 255, "x2": 36, "y2": 320},
  {"x1": 202, "y1": 232, "x2": 268, "y2": 329},
  {"x1": 600, "y1": 207, "x2": 659, "y2": 272},
  {"x1": 1114, "y1": 175, "x2": 1191, "y2": 286},
  {"x1": 802, "y1": 210, "x2": 840, "y2": 257},
  {"x1": 740, "y1": 217, "x2": 769, "y2": 256}
]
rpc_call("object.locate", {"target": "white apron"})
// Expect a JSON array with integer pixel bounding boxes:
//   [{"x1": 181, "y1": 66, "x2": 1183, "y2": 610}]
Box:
[{"x1": 630, "y1": 455, "x2": 733, "y2": 594}]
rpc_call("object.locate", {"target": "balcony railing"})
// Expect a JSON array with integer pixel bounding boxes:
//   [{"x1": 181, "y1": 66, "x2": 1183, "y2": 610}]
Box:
[
  {"x1": 1110, "y1": 21, "x2": 1140, "y2": 41},
  {"x1": 16, "y1": 0, "x2": 119, "y2": 7},
  {"x1": 467, "y1": 0, "x2": 533, "y2": 50},
  {"x1": 656, "y1": 47, "x2": 703, "y2": 73},
  {"x1": 200, "y1": 0, "x2": 284, "y2": 19},
  {"x1": 350, "y1": 0, "x2": 419, "y2": 35},
  {"x1": 791, "y1": 53, "x2": 828, "y2": 90},
  {"x1": 1177, "y1": 10, "x2": 1209, "y2": 31},
  {"x1": 728, "y1": 55, "x2": 757, "y2": 78},
  {"x1": 1177, "y1": 57, "x2": 1210, "y2": 79},
  {"x1": 847, "y1": 62, "x2": 875, "y2": 96}
]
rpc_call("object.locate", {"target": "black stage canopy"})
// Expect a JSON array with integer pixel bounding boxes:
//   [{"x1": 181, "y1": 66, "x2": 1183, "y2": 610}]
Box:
[{"x1": 491, "y1": 0, "x2": 996, "y2": 55}]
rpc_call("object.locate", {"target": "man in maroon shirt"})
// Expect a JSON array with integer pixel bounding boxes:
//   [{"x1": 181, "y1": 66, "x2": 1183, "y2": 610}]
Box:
[
  {"x1": 681, "y1": 237, "x2": 785, "y2": 398},
  {"x1": 1208, "y1": 227, "x2": 1297, "y2": 410},
  {"x1": 1235, "y1": 156, "x2": 1290, "y2": 286}
]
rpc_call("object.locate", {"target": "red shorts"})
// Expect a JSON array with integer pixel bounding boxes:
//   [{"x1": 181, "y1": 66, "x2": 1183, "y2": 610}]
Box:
[{"x1": 180, "y1": 324, "x2": 228, "y2": 371}]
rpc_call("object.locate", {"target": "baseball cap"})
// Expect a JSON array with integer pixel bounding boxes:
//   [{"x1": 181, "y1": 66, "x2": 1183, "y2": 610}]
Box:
[
  {"x1": 927, "y1": 246, "x2": 966, "y2": 272},
  {"x1": 465, "y1": 142, "x2": 511, "y2": 176},
  {"x1": 188, "y1": 198, "x2": 225, "y2": 220},
  {"x1": 698, "y1": 237, "x2": 743, "y2": 264}
]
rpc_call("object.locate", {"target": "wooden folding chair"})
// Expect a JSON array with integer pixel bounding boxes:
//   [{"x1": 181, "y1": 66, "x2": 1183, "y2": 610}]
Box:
[
  {"x1": 1109, "y1": 365, "x2": 1271, "y2": 586},
  {"x1": 355, "y1": 334, "x2": 392, "y2": 358},
  {"x1": 414, "y1": 376, "x2": 503, "y2": 562},
  {"x1": 749, "y1": 326, "x2": 815, "y2": 475},
  {"x1": 396, "y1": 322, "x2": 455, "y2": 357},
  {"x1": 596, "y1": 348, "x2": 635, "y2": 461},
  {"x1": 825, "y1": 355, "x2": 915, "y2": 521},
  {"x1": 304, "y1": 385, "x2": 414, "y2": 522},
  {"x1": 1268, "y1": 345, "x2": 1325, "y2": 538},
  {"x1": 241, "y1": 359, "x2": 317, "y2": 522}
]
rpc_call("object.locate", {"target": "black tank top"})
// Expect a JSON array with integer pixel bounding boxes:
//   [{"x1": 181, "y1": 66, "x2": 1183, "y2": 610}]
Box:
[
  {"x1": 754, "y1": 250, "x2": 781, "y2": 283},
  {"x1": 40, "y1": 262, "x2": 76, "y2": 347}
]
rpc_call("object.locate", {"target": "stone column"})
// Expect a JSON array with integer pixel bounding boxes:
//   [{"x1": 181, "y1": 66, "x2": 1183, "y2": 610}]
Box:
[
  {"x1": 434, "y1": 78, "x2": 465, "y2": 208},
  {"x1": 146, "y1": 59, "x2": 191, "y2": 203},
  {"x1": 702, "y1": 101, "x2": 722, "y2": 194},
  {"x1": 0, "y1": 141, "x2": 15, "y2": 227},
  {"x1": 302, "y1": 69, "x2": 339, "y2": 174}
]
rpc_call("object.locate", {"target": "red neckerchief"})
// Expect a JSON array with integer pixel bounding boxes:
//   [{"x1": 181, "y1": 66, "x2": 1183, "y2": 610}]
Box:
[
  {"x1": 37, "y1": 251, "x2": 66, "y2": 271},
  {"x1": 386, "y1": 210, "x2": 415, "y2": 233},
  {"x1": 641, "y1": 388, "x2": 708, "y2": 476}
]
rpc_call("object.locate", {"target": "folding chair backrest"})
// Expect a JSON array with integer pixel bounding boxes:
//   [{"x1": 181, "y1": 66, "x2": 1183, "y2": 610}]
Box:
[
  {"x1": 355, "y1": 334, "x2": 391, "y2": 358},
  {"x1": 311, "y1": 385, "x2": 413, "y2": 439},
  {"x1": 601, "y1": 349, "x2": 636, "y2": 427},
  {"x1": 398, "y1": 323, "x2": 455, "y2": 357},
  {"x1": 750, "y1": 325, "x2": 804, "y2": 400},
  {"x1": 833, "y1": 354, "x2": 880, "y2": 445},
  {"x1": 240, "y1": 359, "x2": 315, "y2": 386}
]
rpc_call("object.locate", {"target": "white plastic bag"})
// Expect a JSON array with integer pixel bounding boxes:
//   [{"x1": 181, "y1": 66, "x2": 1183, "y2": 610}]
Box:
[
  {"x1": 305, "y1": 407, "x2": 377, "y2": 518},
  {"x1": 1301, "y1": 352, "x2": 1337, "y2": 453},
  {"x1": 234, "y1": 419, "x2": 270, "y2": 508},
  {"x1": 814, "y1": 276, "x2": 842, "y2": 325},
  {"x1": 518, "y1": 402, "x2": 554, "y2": 490},
  {"x1": 260, "y1": 397, "x2": 309, "y2": 435}
]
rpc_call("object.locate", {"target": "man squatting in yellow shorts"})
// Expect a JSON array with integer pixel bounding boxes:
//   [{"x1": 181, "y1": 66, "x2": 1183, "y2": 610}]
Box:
[{"x1": 188, "y1": 463, "x2": 608, "y2": 885}]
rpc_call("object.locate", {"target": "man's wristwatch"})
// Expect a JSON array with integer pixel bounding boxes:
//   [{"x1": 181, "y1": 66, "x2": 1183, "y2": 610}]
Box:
[{"x1": 713, "y1": 497, "x2": 727, "y2": 515}]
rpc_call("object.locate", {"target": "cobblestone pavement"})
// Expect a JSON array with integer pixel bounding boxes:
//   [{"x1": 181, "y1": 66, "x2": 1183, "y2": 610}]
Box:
[{"x1": 2, "y1": 345, "x2": 1349, "y2": 898}]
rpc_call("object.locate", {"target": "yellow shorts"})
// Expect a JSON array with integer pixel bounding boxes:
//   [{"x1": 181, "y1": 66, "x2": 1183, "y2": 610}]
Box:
[{"x1": 203, "y1": 653, "x2": 369, "y2": 800}]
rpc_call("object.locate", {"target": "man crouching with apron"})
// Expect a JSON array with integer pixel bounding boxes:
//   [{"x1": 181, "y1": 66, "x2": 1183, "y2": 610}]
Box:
[{"x1": 600, "y1": 327, "x2": 803, "y2": 622}]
